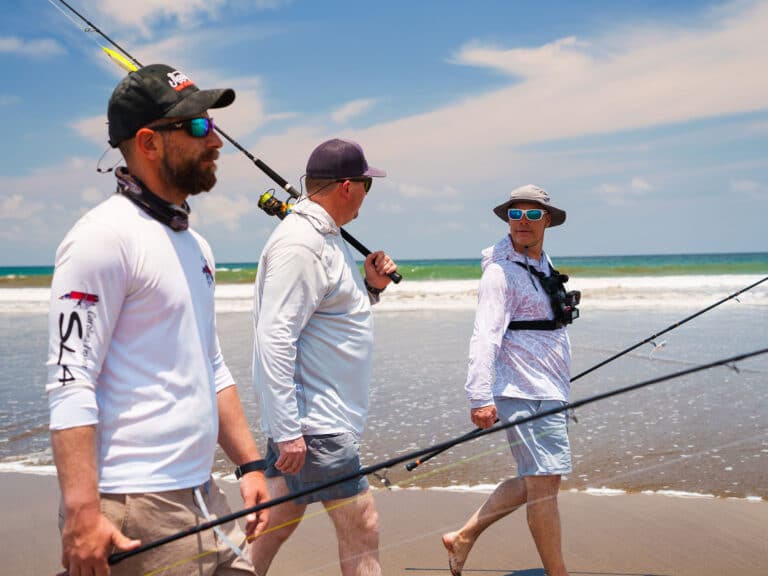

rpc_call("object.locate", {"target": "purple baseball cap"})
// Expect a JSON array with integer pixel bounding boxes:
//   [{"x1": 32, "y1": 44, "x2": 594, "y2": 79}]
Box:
[{"x1": 305, "y1": 138, "x2": 386, "y2": 179}]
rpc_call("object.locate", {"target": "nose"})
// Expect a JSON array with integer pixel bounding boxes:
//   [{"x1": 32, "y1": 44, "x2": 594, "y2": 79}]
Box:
[{"x1": 207, "y1": 128, "x2": 223, "y2": 148}]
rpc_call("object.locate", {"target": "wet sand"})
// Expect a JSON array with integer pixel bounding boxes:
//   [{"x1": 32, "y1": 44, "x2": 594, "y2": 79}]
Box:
[{"x1": 6, "y1": 472, "x2": 766, "y2": 576}]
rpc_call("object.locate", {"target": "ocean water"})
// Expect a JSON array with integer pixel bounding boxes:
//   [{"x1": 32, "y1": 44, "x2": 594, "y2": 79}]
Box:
[
  {"x1": 3, "y1": 251, "x2": 768, "y2": 285},
  {"x1": 0, "y1": 271, "x2": 766, "y2": 499}
]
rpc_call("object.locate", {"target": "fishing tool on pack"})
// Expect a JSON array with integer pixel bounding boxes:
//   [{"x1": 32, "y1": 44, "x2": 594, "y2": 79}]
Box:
[
  {"x1": 507, "y1": 262, "x2": 580, "y2": 331},
  {"x1": 99, "y1": 346, "x2": 767, "y2": 571},
  {"x1": 404, "y1": 274, "x2": 768, "y2": 471},
  {"x1": 48, "y1": 0, "x2": 402, "y2": 283}
]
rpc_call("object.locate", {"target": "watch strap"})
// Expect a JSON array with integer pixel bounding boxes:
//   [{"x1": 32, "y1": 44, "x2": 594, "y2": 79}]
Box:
[
  {"x1": 234, "y1": 459, "x2": 267, "y2": 479},
  {"x1": 364, "y1": 278, "x2": 385, "y2": 295}
]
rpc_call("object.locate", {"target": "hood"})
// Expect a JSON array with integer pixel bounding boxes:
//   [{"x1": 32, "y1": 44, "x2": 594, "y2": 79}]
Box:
[
  {"x1": 290, "y1": 198, "x2": 339, "y2": 236},
  {"x1": 481, "y1": 236, "x2": 515, "y2": 272}
]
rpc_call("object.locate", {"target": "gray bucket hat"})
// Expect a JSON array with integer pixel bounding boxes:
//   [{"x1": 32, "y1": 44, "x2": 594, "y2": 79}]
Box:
[{"x1": 492, "y1": 184, "x2": 566, "y2": 227}]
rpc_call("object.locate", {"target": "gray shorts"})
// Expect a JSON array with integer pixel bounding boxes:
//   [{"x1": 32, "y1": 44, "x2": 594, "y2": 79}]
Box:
[
  {"x1": 495, "y1": 397, "x2": 572, "y2": 477},
  {"x1": 265, "y1": 433, "x2": 369, "y2": 504}
]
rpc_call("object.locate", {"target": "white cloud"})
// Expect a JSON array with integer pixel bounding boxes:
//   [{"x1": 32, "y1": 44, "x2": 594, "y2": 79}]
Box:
[
  {"x1": 390, "y1": 182, "x2": 461, "y2": 200},
  {"x1": 746, "y1": 120, "x2": 768, "y2": 134},
  {"x1": 451, "y1": 36, "x2": 592, "y2": 80},
  {"x1": 346, "y1": 0, "x2": 768, "y2": 189},
  {"x1": 431, "y1": 202, "x2": 466, "y2": 214},
  {"x1": 0, "y1": 195, "x2": 45, "y2": 220},
  {"x1": 0, "y1": 94, "x2": 20, "y2": 107},
  {"x1": 594, "y1": 177, "x2": 656, "y2": 206},
  {"x1": 0, "y1": 36, "x2": 64, "y2": 57},
  {"x1": 731, "y1": 179, "x2": 767, "y2": 199},
  {"x1": 81, "y1": 187, "x2": 106, "y2": 203},
  {"x1": 192, "y1": 193, "x2": 257, "y2": 231},
  {"x1": 630, "y1": 177, "x2": 654, "y2": 192},
  {"x1": 331, "y1": 99, "x2": 379, "y2": 124},
  {"x1": 72, "y1": 116, "x2": 110, "y2": 146},
  {"x1": 81, "y1": 0, "x2": 289, "y2": 37}
]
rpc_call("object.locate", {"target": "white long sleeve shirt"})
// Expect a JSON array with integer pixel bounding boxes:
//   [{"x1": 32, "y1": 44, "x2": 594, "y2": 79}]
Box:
[
  {"x1": 252, "y1": 199, "x2": 375, "y2": 442},
  {"x1": 46, "y1": 193, "x2": 234, "y2": 493},
  {"x1": 465, "y1": 236, "x2": 571, "y2": 408}
]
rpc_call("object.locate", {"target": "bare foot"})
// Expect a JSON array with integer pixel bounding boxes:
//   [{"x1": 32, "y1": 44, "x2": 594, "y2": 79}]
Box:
[{"x1": 441, "y1": 531, "x2": 472, "y2": 576}]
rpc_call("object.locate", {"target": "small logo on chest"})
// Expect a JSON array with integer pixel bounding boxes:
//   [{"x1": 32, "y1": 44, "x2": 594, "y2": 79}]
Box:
[{"x1": 201, "y1": 256, "x2": 214, "y2": 287}]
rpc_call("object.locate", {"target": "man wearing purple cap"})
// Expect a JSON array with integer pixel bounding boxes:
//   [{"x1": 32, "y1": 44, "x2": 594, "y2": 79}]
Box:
[
  {"x1": 47, "y1": 64, "x2": 269, "y2": 576},
  {"x1": 442, "y1": 185, "x2": 575, "y2": 576},
  {"x1": 251, "y1": 138, "x2": 397, "y2": 575}
]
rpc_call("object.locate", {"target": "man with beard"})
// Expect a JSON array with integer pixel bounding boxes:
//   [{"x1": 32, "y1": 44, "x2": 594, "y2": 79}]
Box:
[{"x1": 46, "y1": 64, "x2": 269, "y2": 576}]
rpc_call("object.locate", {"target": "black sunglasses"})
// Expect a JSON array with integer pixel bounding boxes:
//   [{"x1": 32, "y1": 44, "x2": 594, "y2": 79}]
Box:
[
  {"x1": 150, "y1": 117, "x2": 215, "y2": 138},
  {"x1": 337, "y1": 177, "x2": 373, "y2": 193}
]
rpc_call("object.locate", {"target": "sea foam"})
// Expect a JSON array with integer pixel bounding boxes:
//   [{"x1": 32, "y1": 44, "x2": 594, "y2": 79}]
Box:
[{"x1": 1, "y1": 275, "x2": 765, "y2": 314}]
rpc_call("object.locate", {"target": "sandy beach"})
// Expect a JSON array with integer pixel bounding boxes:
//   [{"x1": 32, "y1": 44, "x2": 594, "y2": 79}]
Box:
[
  {"x1": 2, "y1": 273, "x2": 766, "y2": 574},
  {"x1": 4, "y1": 471, "x2": 766, "y2": 575}
]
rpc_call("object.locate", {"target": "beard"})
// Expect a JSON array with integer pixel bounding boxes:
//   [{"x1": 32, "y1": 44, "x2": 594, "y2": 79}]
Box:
[{"x1": 160, "y1": 148, "x2": 219, "y2": 196}]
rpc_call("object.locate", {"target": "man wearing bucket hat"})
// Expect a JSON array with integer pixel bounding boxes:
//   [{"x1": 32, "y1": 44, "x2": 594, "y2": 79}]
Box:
[
  {"x1": 47, "y1": 64, "x2": 269, "y2": 576},
  {"x1": 250, "y1": 138, "x2": 397, "y2": 575},
  {"x1": 442, "y1": 185, "x2": 574, "y2": 576}
]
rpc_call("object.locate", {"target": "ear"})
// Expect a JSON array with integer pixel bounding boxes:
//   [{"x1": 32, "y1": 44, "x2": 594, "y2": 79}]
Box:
[
  {"x1": 134, "y1": 127, "x2": 163, "y2": 160},
  {"x1": 338, "y1": 180, "x2": 351, "y2": 200}
]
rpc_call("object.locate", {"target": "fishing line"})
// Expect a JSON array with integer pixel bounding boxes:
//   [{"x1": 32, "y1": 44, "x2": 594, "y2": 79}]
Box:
[
  {"x1": 405, "y1": 275, "x2": 768, "y2": 471},
  {"x1": 48, "y1": 0, "x2": 402, "y2": 283},
  {"x1": 106, "y1": 346, "x2": 768, "y2": 566}
]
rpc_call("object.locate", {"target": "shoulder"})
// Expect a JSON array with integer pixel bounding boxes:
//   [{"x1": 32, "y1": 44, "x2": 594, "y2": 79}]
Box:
[
  {"x1": 60, "y1": 195, "x2": 133, "y2": 252},
  {"x1": 188, "y1": 228, "x2": 215, "y2": 262},
  {"x1": 265, "y1": 213, "x2": 326, "y2": 258}
]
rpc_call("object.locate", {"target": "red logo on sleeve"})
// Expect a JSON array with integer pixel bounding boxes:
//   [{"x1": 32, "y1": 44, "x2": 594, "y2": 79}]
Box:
[{"x1": 59, "y1": 291, "x2": 100, "y2": 308}]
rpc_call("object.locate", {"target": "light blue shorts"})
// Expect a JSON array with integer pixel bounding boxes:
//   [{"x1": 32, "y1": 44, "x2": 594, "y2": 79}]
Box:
[
  {"x1": 265, "y1": 433, "x2": 369, "y2": 504},
  {"x1": 495, "y1": 398, "x2": 572, "y2": 477}
]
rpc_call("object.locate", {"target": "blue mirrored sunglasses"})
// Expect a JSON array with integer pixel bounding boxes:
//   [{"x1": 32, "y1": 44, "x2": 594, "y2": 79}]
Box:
[
  {"x1": 508, "y1": 208, "x2": 546, "y2": 221},
  {"x1": 151, "y1": 117, "x2": 215, "y2": 138}
]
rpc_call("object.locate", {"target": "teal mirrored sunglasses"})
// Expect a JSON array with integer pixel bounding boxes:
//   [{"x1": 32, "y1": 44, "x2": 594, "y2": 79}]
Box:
[
  {"x1": 508, "y1": 208, "x2": 546, "y2": 221},
  {"x1": 151, "y1": 117, "x2": 215, "y2": 138}
]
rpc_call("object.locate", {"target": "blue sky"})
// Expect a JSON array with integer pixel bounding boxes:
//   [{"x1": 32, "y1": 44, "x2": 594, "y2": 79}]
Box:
[{"x1": 2, "y1": 0, "x2": 767, "y2": 265}]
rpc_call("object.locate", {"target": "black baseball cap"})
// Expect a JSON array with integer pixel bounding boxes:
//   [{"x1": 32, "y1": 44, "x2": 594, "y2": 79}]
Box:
[
  {"x1": 305, "y1": 138, "x2": 386, "y2": 179},
  {"x1": 107, "y1": 63, "x2": 235, "y2": 147}
]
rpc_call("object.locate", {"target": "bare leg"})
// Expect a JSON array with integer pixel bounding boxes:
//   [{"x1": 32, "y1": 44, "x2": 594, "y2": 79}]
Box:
[
  {"x1": 249, "y1": 476, "x2": 307, "y2": 575},
  {"x1": 524, "y1": 475, "x2": 568, "y2": 576},
  {"x1": 323, "y1": 490, "x2": 381, "y2": 576},
  {"x1": 441, "y1": 477, "x2": 527, "y2": 575}
]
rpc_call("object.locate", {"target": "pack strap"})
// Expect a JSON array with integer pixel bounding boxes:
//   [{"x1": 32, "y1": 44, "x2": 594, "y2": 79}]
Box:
[
  {"x1": 507, "y1": 261, "x2": 564, "y2": 331},
  {"x1": 507, "y1": 319, "x2": 562, "y2": 331}
]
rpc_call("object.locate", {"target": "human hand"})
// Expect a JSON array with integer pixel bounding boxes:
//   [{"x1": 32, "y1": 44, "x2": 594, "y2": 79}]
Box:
[
  {"x1": 364, "y1": 251, "x2": 397, "y2": 291},
  {"x1": 470, "y1": 405, "x2": 498, "y2": 429},
  {"x1": 60, "y1": 503, "x2": 140, "y2": 576},
  {"x1": 240, "y1": 471, "x2": 270, "y2": 537},
  {"x1": 275, "y1": 436, "x2": 307, "y2": 475}
]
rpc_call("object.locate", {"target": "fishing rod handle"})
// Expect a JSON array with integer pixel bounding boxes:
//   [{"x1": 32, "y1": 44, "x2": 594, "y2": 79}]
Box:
[{"x1": 340, "y1": 229, "x2": 403, "y2": 284}]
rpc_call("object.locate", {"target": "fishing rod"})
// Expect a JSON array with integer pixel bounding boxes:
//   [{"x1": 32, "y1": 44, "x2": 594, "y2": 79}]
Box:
[
  {"x1": 101, "y1": 346, "x2": 767, "y2": 567},
  {"x1": 49, "y1": 0, "x2": 402, "y2": 284},
  {"x1": 404, "y1": 274, "x2": 768, "y2": 471}
]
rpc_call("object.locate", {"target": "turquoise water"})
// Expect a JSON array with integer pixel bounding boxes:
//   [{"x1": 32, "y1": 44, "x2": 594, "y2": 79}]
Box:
[
  {"x1": 214, "y1": 252, "x2": 768, "y2": 282},
  {"x1": 3, "y1": 252, "x2": 767, "y2": 283}
]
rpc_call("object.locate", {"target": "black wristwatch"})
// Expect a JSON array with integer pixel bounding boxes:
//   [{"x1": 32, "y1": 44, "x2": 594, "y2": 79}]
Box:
[
  {"x1": 364, "y1": 278, "x2": 385, "y2": 295},
  {"x1": 234, "y1": 459, "x2": 267, "y2": 479}
]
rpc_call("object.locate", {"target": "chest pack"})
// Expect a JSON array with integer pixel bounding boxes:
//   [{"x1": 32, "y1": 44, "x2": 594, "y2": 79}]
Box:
[{"x1": 507, "y1": 261, "x2": 581, "y2": 331}]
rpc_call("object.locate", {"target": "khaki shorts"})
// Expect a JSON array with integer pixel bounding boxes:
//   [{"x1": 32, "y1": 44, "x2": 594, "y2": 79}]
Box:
[{"x1": 59, "y1": 478, "x2": 254, "y2": 576}]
